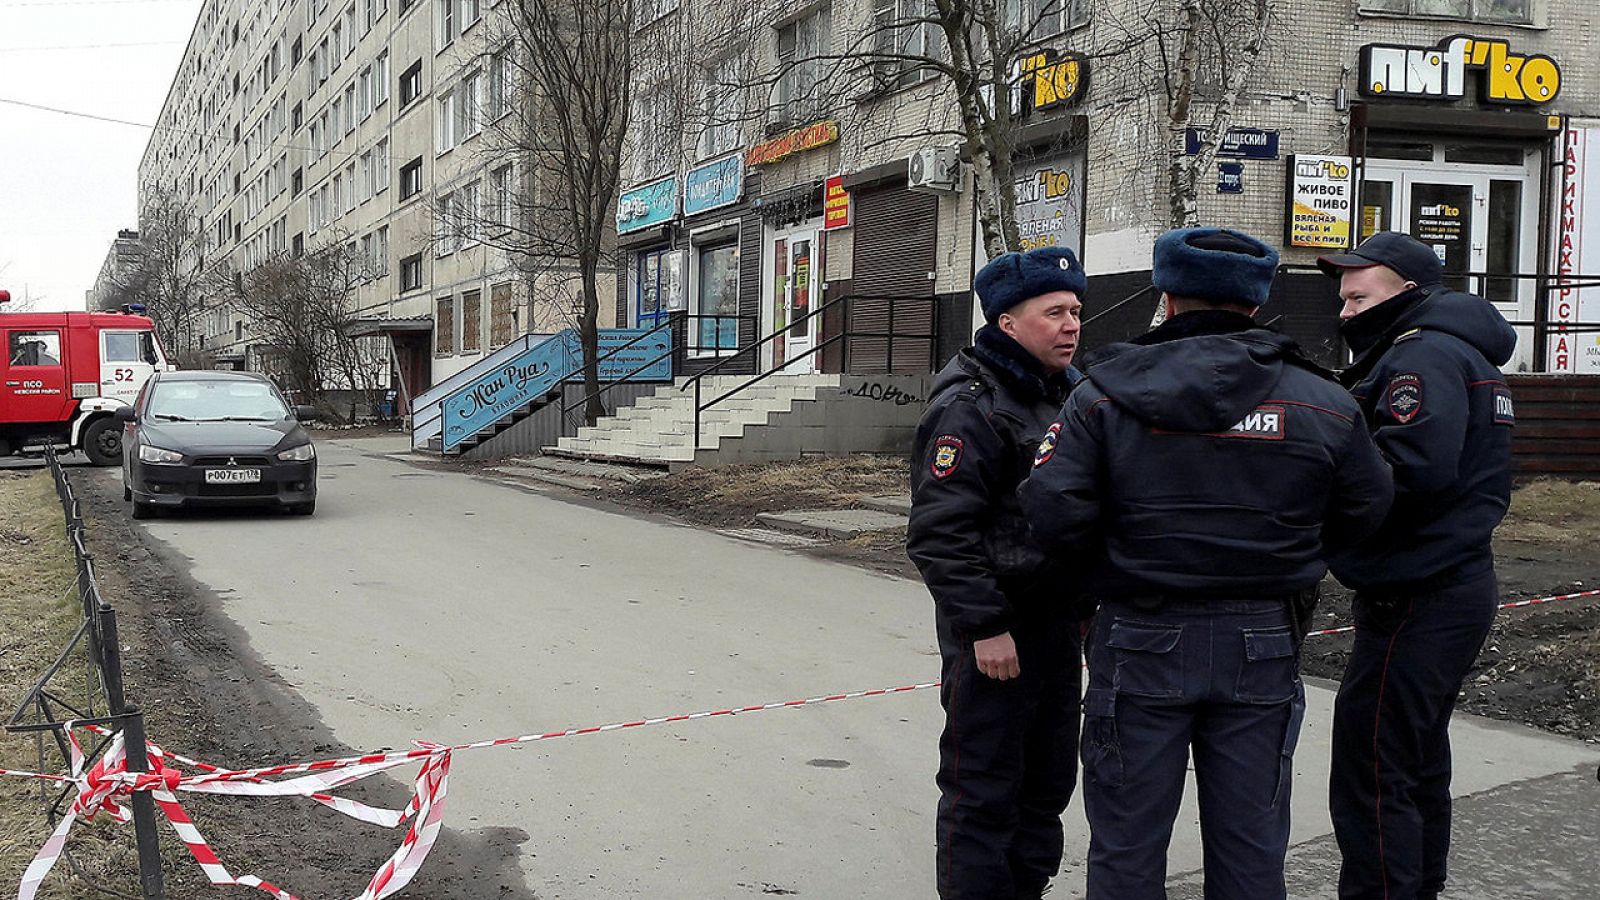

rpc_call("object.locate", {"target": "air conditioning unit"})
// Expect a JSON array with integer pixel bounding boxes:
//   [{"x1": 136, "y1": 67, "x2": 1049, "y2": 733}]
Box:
[{"x1": 908, "y1": 147, "x2": 961, "y2": 193}]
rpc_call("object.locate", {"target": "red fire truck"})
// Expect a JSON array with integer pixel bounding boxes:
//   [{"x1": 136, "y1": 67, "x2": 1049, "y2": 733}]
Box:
[{"x1": 1, "y1": 289, "x2": 171, "y2": 465}]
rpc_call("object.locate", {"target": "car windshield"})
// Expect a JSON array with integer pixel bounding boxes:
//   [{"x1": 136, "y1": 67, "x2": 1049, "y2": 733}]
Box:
[{"x1": 147, "y1": 381, "x2": 290, "y2": 422}]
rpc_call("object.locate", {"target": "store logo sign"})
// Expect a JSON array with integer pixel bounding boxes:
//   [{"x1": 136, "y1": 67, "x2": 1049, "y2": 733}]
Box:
[
  {"x1": 617, "y1": 176, "x2": 679, "y2": 234},
  {"x1": 746, "y1": 120, "x2": 839, "y2": 167},
  {"x1": 1019, "y1": 49, "x2": 1086, "y2": 114},
  {"x1": 684, "y1": 154, "x2": 744, "y2": 216},
  {"x1": 1359, "y1": 35, "x2": 1561, "y2": 106}
]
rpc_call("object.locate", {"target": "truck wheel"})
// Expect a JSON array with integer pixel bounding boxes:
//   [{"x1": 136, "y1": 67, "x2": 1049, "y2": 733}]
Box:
[{"x1": 81, "y1": 418, "x2": 123, "y2": 466}]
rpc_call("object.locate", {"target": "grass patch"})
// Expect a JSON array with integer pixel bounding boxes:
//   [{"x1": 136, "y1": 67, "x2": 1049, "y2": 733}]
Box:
[
  {"x1": 614, "y1": 454, "x2": 910, "y2": 528},
  {"x1": 1502, "y1": 479, "x2": 1600, "y2": 546},
  {"x1": 0, "y1": 470, "x2": 134, "y2": 899}
]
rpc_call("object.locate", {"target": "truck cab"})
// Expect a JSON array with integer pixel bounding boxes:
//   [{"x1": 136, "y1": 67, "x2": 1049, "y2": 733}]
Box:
[{"x1": 1, "y1": 289, "x2": 171, "y2": 464}]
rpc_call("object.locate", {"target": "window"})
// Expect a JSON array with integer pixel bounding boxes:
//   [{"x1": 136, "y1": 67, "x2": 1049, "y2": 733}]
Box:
[
  {"x1": 331, "y1": 23, "x2": 343, "y2": 69},
  {"x1": 374, "y1": 52, "x2": 390, "y2": 106},
  {"x1": 435, "y1": 296, "x2": 455, "y2": 355},
  {"x1": 457, "y1": 71, "x2": 481, "y2": 140},
  {"x1": 400, "y1": 252, "x2": 422, "y2": 290},
  {"x1": 463, "y1": 0, "x2": 480, "y2": 27},
  {"x1": 460, "y1": 180, "x2": 478, "y2": 243},
  {"x1": 400, "y1": 60, "x2": 422, "y2": 106},
  {"x1": 292, "y1": 36, "x2": 303, "y2": 65},
  {"x1": 629, "y1": 84, "x2": 673, "y2": 180},
  {"x1": 1359, "y1": 0, "x2": 1529, "y2": 22},
  {"x1": 461, "y1": 289, "x2": 482, "y2": 353},
  {"x1": 488, "y1": 49, "x2": 510, "y2": 120},
  {"x1": 694, "y1": 242, "x2": 739, "y2": 351},
  {"x1": 490, "y1": 164, "x2": 513, "y2": 229},
  {"x1": 437, "y1": 189, "x2": 457, "y2": 254},
  {"x1": 358, "y1": 68, "x2": 372, "y2": 120},
  {"x1": 8, "y1": 330, "x2": 62, "y2": 366},
  {"x1": 775, "y1": 5, "x2": 830, "y2": 122},
  {"x1": 310, "y1": 119, "x2": 323, "y2": 156},
  {"x1": 699, "y1": 57, "x2": 740, "y2": 159},
  {"x1": 360, "y1": 150, "x2": 374, "y2": 201},
  {"x1": 331, "y1": 173, "x2": 343, "y2": 220},
  {"x1": 292, "y1": 101, "x2": 303, "y2": 130},
  {"x1": 871, "y1": 0, "x2": 945, "y2": 91},
  {"x1": 490, "y1": 282, "x2": 515, "y2": 347},
  {"x1": 345, "y1": 162, "x2": 357, "y2": 212},
  {"x1": 375, "y1": 138, "x2": 390, "y2": 193},
  {"x1": 438, "y1": 92, "x2": 457, "y2": 151},
  {"x1": 344, "y1": 83, "x2": 357, "y2": 133},
  {"x1": 1003, "y1": 0, "x2": 1090, "y2": 38},
  {"x1": 400, "y1": 156, "x2": 423, "y2": 198},
  {"x1": 365, "y1": 0, "x2": 376, "y2": 32},
  {"x1": 344, "y1": 2, "x2": 357, "y2": 52},
  {"x1": 438, "y1": 0, "x2": 456, "y2": 44},
  {"x1": 375, "y1": 225, "x2": 389, "y2": 274},
  {"x1": 292, "y1": 167, "x2": 303, "y2": 195}
]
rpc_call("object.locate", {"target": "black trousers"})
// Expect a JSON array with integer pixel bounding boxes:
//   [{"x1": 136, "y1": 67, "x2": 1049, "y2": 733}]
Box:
[
  {"x1": 1329, "y1": 572, "x2": 1498, "y2": 900},
  {"x1": 935, "y1": 609, "x2": 1082, "y2": 900}
]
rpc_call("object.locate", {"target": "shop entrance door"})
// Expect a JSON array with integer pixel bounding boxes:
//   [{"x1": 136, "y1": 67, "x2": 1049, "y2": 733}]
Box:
[
  {"x1": 769, "y1": 226, "x2": 822, "y2": 374},
  {"x1": 1359, "y1": 162, "x2": 1537, "y2": 367}
]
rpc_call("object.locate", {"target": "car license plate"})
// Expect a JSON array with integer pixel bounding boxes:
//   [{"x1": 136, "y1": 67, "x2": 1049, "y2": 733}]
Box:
[{"x1": 204, "y1": 468, "x2": 262, "y2": 484}]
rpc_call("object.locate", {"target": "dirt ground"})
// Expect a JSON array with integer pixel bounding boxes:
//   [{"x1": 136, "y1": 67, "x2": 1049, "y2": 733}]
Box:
[
  {"x1": 612, "y1": 457, "x2": 1600, "y2": 743},
  {"x1": 0, "y1": 467, "x2": 531, "y2": 899}
]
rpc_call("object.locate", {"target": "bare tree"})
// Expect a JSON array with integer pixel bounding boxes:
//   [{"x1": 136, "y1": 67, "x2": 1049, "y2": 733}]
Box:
[
  {"x1": 122, "y1": 189, "x2": 222, "y2": 365},
  {"x1": 238, "y1": 243, "x2": 382, "y2": 421},
  {"x1": 471, "y1": 0, "x2": 639, "y2": 425}
]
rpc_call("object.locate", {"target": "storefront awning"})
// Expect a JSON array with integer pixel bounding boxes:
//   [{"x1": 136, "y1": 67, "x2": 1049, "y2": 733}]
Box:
[{"x1": 344, "y1": 316, "x2": 433, "y2": 338}]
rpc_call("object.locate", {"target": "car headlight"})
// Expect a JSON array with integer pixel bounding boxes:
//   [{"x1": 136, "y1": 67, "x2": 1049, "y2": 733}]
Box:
[
  {"x1": 137, "y1": 444, "x2": 183, "y2": 465},
  {"x1": 277, "y1": 443, "x2": 316, "y2": 462}
]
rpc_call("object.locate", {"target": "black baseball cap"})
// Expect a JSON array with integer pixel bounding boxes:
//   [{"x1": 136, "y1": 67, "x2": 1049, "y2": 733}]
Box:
[{"x1": 1316, "y1": 232, "x2": 1443, "y2": 286}]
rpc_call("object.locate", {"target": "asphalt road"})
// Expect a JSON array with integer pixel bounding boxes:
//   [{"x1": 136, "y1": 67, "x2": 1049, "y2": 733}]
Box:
[{"x1": 82, "y1": 436, "x2": 1600, "y2": 899}]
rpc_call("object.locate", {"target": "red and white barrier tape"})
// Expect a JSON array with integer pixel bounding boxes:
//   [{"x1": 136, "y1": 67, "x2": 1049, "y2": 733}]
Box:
[{"x1": 3, "y1": 587, "x2": 1596, "y2": 898}]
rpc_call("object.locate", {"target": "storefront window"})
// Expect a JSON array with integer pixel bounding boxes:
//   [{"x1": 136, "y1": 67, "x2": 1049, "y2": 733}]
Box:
[
  {"x1": 695, "y1": 242, "x2": 740, "y2": 352},
  {"x1": 637, "y1": 247, "x2": 684, "y2": 329}
]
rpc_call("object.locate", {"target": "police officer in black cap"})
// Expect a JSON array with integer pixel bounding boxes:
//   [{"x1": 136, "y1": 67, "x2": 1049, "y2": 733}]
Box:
[
  {"x1": 1318, "y1": 231, "x2": 1518, "y2": 900},
  {"x1": 908, "y1": 245, "x2": 1088, "y2": 900},
  {"x1": 1021, "y1": 228, "x2": 1393, "y2": 900}
]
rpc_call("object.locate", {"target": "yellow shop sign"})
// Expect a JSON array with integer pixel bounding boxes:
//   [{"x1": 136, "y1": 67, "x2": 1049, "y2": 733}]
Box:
[{"x1": 1359, "y1": 35, "x2": 1560, "y2": 106}]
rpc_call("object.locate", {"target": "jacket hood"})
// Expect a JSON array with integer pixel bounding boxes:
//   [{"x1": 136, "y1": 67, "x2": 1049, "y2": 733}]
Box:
[
  {"x1": 1408, "y1": 288, "x2": 1518, "y2": 366},
  {"x1": 1088, "y1": 327, "x2": 1298, "y2": 432}
]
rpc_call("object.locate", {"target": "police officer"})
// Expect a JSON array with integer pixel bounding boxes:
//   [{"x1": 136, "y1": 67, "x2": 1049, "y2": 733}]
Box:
[
  {"x1": 1020, "y1": 228, "x2": 1393, "y2": 900},
  {"x1": 908, "y1": 245, "x2": 1088, "y2": 900},
  {"x1": 1318, "y1": 232, "x2": 1518, "y2": 900}
]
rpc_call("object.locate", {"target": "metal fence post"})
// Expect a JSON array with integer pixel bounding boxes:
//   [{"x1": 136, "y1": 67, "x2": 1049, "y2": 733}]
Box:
[{"x1": 98, "y1": 605, "x2": 165, "y2": 900}]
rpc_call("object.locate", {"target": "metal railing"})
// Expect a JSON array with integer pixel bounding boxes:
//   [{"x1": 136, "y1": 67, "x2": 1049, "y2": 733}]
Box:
[
  {"x1": 558, "y1": 314, "x2": 754, "y2": 433},
  {"x1": 679, "y1": 293, "x2": 938, "y2": 448},
  {"x1": 7, "y1": 447, "x2": 164, "y2": 898}
]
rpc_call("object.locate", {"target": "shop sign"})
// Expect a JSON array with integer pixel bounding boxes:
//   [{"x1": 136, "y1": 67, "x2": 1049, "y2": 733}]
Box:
[
  {"x1": 1019, "y1": 48, "x2": 1087, "y2": 114},
  {"x1": 746, "y1": 120, "x2": 839, "y2": 167},
  {"x1": 1359, "y1": 36, "x2": 1560, "y2": 106},
  {"x1": 1285, "y1": 154, "x2": 1355, "y2": 249},
  {"x1": 1552, "y1": 122, "x2": 1600, "y2": 373},
  {"x1": 1013, "y1": 152, "x2": 1085, "y2": 253},
  {"x1": 823, "y1": 174, "x2": 851, "y2": 230},
  {"x1": 1217, "y1": 162, "x2": 1244, "y2": 194},
  {"x1": 617, "y1": 176, "x2": 679, "y2": 235},
  {"x1": 1410, "y1": 184, "x2": 1471, "y2": 275},
  {"x1": 684, "y1": 154, "x2": 744, "y2": 217},
  {"x1": 1185, "y1": 127, "x2": 1279, "y2": 160}
]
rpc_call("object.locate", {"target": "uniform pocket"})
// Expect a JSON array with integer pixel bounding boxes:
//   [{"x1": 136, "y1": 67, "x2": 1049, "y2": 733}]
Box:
[
  {"x1": 1106, "y1": 619, "x2": 1184, "y2": 699},
  {"x1": 1273, "y1": 681, "x2": 1308, "y2": 808},
  {"x1": 1080, "y1": 687, "x2": 1123, "y2": 788},
  {"x1": 1235, "y1": 627, "x2": 1297, "y2": 703}
]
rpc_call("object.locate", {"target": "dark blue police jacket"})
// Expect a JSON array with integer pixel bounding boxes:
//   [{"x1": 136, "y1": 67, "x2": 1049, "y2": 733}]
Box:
[
  {"x1": 907, "y1": 327, "x2": 1083, "y2": 642},
  {"x1": 1020, "y1": 311, "x2": 1394, "y2": 600},
  {"x1": 1329, "y1": 287, "x2": 1518, "y2": 591}
]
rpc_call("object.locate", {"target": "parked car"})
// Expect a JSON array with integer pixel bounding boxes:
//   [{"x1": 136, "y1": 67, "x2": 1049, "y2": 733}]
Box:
[{"x1": 118, "y1": 371, "x2": 318, "y2": 518}]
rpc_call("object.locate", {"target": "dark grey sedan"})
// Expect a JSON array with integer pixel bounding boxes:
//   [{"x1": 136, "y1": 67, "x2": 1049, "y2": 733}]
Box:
[{"x1": 118, "y1": 370, "x2": 318, "y2": 518}]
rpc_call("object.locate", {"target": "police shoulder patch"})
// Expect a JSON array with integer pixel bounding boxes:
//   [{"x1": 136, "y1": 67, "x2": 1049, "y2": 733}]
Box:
[
  {"x1": 1387, "y1": 373, "x2": 1424, "y2": 424},
  {"x1": 1034, "y1": 421, "x2": 1063, "y2": 467},
  {"x1": 1492, "y1": 384, "x2": 1516, "y2": 426},
  {"x1": 930, "y1": 434, "x2": 965, "y2": 479}
]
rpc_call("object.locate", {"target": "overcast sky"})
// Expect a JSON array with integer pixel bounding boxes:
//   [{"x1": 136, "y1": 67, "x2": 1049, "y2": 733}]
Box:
[{"x1": 0, "y1": 0, "x2": 202, "y2": 311}]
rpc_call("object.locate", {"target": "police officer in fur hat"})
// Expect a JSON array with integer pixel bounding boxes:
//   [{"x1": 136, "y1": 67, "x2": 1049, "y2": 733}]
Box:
[
  {"x1": 1021, "y1": 228, "x2": 1393, "y2": 900},
  {"x1": 908, "y1": 245, "x2": 1089, "y2": 900}
]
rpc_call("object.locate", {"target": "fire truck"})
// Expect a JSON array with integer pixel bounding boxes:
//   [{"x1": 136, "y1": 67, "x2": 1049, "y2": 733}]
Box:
[{"x1": 0, "y1": 289, "x2": 171, "y2": 465}]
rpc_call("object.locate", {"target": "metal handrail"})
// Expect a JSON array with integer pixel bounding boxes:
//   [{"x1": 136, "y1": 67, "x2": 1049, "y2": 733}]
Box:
[
  {"x1": 558, "y1": 314, "x2": 752, "y2": 421},
  {"x1": 679, "y1": 293, "x2": 852, "y2": 392}
]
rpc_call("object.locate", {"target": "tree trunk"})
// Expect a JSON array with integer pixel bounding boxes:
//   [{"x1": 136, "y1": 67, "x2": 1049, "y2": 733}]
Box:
[{"x1": 579, "y1": 263, "x2": 604, "y2": 427}]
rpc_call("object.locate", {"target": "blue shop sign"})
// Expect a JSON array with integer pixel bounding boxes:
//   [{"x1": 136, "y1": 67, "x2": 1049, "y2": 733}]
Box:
[
  {"x1": 684, "y1": 154, "x2": 745, "y2": 216},
  {"x1": 617, "y1": 177, "x2": 679, "y2": 234},
  {"x1": 1185, "y1": 127, "x2": 1280, "y2": 160}
]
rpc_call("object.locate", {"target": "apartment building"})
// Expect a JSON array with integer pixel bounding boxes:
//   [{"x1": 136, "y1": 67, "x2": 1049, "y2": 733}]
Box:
[
  {"x1": 86, "y1": 229, "x2": 145, "y2": 312},
  {"x1": 613, "y1": 0, "x2": 1599, "y2": 375},
  {"x1": 136, "y1": 0, "x2": 563, "y2": 413}
]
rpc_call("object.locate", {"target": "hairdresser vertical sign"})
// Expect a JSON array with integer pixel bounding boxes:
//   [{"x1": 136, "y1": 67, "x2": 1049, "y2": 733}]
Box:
[{"x1": 1553, "y1": 121, "x2": 1600, "y2": 373}]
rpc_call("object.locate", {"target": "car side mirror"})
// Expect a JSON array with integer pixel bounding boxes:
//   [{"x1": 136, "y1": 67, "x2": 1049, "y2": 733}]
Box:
[
  {"x1": 114, "y1": 407, "x2": 137, "y2": 423},
  {"x1": 294, "y1": 405, "x2": 318, "y2": 421}
]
